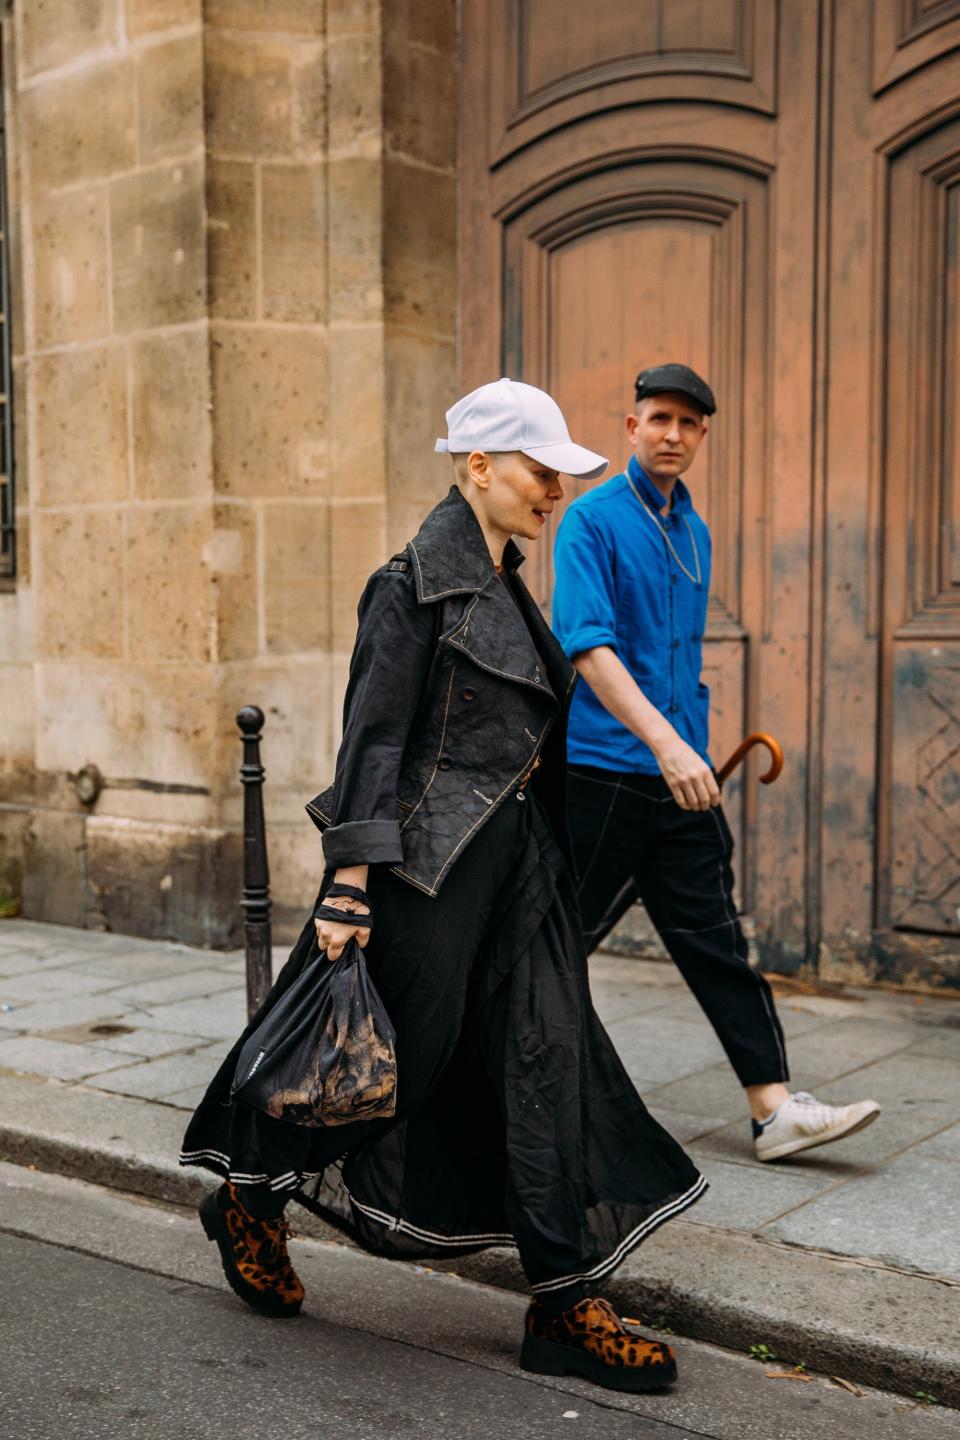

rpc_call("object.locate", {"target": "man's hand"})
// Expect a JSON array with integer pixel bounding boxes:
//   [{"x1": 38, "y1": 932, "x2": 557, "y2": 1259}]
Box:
[
  {"x1": 574, "y1": 647, "x2": 720, "y2": 811},
  {"x1": 652, "y1": 732, "x2": 720, "y2": 811}
]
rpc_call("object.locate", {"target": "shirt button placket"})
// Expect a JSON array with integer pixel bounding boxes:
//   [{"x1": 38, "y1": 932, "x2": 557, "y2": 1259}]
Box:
[{"x1": 669, "y1": 560, "x2": 677, "y2": 717}]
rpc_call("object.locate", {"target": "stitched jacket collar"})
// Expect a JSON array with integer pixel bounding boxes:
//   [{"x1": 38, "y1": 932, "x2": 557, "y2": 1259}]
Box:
[
  {"x1": 405, "y1": 485, "x2": 574, "y2": 706},
  {"x1": 407, "y1": 486, "x2": 523, "y2": 602}
]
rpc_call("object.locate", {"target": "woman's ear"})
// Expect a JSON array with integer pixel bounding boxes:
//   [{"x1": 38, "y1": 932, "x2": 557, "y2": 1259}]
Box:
[{"x1": 467, "y1": 450, "x2": 491, "y2": 491}]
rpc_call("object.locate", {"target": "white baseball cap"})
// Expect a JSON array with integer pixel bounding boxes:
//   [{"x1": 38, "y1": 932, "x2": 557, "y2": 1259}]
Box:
[{"x1": 435, "y1": 377, "x2": 607, "y2": 480}]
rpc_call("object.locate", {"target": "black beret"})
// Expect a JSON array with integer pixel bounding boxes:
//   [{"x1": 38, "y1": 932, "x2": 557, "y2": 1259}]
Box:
[{"x1": 634, "y1": 363, "x2": 716, "y2": 416}]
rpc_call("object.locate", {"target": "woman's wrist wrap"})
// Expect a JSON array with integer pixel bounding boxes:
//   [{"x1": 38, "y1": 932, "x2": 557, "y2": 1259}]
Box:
[
  {"x1": 314, "y1": 904, "x2": 373, "y2": 931},
  {"x1": 326, "y1": 883, "x2": 369, "y2": 905}
]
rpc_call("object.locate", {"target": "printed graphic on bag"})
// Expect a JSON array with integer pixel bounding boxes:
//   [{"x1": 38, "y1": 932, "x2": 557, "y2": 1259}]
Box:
[
  {"x1": 230, "y1": 939, "x2": 397, "y2": 1129},
  {"x1": 265, "y1": 1005, "x2": 396, "y2": 1126},
  {"x1": 243, "y1": 1049, "x2": 267, "y2": 1083}
]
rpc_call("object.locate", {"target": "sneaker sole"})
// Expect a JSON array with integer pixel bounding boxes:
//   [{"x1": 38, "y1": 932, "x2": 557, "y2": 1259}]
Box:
[
  {"x1": 757, "y1": 1105, "x2": 881, "y2": 1162},
  {"x1": 519, "y1": 1332, "x2": 677, "y2": 1392},
  {"x1": 199, "y1": 1190, "x2": 303, "y2": 1319}
]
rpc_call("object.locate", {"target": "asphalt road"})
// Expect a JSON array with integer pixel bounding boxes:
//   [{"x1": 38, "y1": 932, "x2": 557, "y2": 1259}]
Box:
[{"x1": 1, "y1": 1163, "x2": 956, "y2": 1440}]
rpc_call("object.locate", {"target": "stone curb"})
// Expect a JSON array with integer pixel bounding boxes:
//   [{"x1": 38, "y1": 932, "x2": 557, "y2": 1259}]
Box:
[
  {"x1": 449, "y1": 1243, "x2": 959, "y2": 1409},
  {"x1": 1, "y1": 1072, "x2": 956, "y2": 1409}
]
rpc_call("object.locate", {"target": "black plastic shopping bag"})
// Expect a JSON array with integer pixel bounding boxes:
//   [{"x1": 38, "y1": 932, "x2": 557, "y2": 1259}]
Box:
[{"x1": 231, "y1": 938, "x2": 397, "y2": 1128}]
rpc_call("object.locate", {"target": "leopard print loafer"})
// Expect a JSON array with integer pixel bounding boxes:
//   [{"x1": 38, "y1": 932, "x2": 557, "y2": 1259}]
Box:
[
  {"x1": 520, "y1": 1297, "x2": 677, "y2": 1392},
  {"x1": 200, "y1": 1182, "x2": 304, "y2": 1319}
]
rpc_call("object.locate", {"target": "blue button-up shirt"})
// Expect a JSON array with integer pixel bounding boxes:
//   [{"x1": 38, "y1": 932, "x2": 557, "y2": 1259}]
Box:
[{"x1": 552, "y1": 455, "x2": 712, "y2": 774}]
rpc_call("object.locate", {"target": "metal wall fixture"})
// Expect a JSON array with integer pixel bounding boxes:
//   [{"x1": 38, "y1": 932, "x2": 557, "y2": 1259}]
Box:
[{"x1": 71, "y1": 765, "x2": 104, "y2": 807}]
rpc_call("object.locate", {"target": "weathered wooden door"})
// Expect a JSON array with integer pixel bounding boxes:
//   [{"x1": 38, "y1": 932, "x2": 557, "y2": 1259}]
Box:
[
  {"x1": 460, "y1": 0, "x2": 821, "y2": 967},
  {"x1": 460, "y1": 0, "x2": 960, "y2": 985},
  {"x1": 820, "y1": 1, "x2": 960, "y2": 985}
]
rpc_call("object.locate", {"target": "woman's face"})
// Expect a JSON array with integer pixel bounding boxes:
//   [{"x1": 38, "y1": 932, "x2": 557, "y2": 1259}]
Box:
[{"x1": 473, "y1": 451, "x2": 564, "y2": 544}]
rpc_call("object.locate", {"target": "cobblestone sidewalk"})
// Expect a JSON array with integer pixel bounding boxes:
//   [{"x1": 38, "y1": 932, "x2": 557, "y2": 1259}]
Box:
[{"x1": 1, "y1": 917, "x2": 958, "y2": 1288}]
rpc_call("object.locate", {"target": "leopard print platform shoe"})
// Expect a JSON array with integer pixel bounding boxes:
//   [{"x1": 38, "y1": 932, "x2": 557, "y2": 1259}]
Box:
[
  {"x1": 200, "y1": 1182, "x2": 304, "y2": 1319},
  {"x1": 520, "y1": 1297, "x2": 677, "y2": 1392}
]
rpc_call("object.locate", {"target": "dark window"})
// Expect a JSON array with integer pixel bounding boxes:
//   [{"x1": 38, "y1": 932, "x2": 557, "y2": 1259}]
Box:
[{"x1": 0, "y1": 39, "x2": 13, "y2": 582}]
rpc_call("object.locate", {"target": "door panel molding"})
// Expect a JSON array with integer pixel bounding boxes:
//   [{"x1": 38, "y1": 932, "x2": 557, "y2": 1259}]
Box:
[
  {"x1": 886, "y1": 650, "x2": 960, "y2": 931},
  {"x1": 486, "y1": 0, "x2": 778, "y2": 165},
  {"x1": 490, "y1": 143, "x2": 774, "y2": 223},
  {"x1": 873, "y1": 0, "x2": 960, "y2": 94},
  {"x1": 499, "y1": 157, "x2": 769, "y2": 643},
  {"x1": 877, "y1": 111, "x2": 960, "y2": 936},
  {"x1": 887, "y1": 141, "x2": 960, "y2": 627}
]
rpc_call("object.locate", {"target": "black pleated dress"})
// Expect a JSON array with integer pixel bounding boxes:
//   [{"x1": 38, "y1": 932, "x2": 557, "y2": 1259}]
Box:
[{"x1": 181, "y1": 780, "x2": 706, "y2": 1298}]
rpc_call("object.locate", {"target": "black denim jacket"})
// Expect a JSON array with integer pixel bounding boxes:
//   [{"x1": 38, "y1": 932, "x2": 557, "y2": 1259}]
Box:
[{"x1": 306, "y1": 486, "x2": 578, "y2": 897}]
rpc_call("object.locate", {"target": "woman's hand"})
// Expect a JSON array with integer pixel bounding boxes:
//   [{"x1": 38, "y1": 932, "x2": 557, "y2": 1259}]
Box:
[
  {"x1": 314, "y1": 865, "x2": 371, "y2": 962},
  {"x1": 315, "y1": 900, "x2": 370, "y2": 962}
]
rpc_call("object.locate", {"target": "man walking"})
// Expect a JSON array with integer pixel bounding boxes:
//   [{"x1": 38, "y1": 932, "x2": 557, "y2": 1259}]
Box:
[{"x1": 552, "y1": 364, "x2": 879, "y2": 1160}]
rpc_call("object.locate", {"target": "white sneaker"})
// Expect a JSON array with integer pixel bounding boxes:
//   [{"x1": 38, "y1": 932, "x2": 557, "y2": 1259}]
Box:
[{"x1": 754, "y1": 1092, "x2": 881, "y2": 1162}]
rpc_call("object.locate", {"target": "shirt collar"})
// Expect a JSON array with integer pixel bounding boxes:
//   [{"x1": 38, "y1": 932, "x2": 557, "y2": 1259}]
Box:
[{"x1": 627, "y1": 454, "x2": 693, "y2": 515}]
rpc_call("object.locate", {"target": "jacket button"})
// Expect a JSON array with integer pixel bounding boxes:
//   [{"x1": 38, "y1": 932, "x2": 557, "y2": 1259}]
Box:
[
  {"x1": 439, "y1": 757, "x2": 452, "y2": 770},
  {"x1": 462, "y1": 688, "x2": 476, "y2": 702}
]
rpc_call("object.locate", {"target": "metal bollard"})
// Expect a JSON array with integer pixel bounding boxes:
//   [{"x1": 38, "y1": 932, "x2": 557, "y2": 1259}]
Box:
[{"x1": 237, "y1": 705, "x2": 272, "y2": 1018}]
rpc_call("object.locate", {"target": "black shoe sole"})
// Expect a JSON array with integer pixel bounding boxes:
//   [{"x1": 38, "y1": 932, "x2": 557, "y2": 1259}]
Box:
[
  {"x1": 199, "y1": 1189, "x2": 302, "y2": 1319},
  {"x1": 520, "y1": 1332, "x2": 677, "y2": 1392}
]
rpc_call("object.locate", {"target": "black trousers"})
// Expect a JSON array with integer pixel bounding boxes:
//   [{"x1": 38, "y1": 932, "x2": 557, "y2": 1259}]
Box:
[{"x1": 568, "y1": 765, "x2": 789, "y2": 1088}]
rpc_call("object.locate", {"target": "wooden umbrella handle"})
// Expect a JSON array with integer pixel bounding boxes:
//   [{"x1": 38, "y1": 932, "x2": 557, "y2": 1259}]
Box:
[{"x1": 716, "y1": 732, "x2": 783, "y2": 786}]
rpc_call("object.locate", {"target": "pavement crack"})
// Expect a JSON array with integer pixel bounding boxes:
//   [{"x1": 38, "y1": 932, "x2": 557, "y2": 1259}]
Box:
[{"x1": 0, "y1": 1219, "x2": 225, "y2": 1294}]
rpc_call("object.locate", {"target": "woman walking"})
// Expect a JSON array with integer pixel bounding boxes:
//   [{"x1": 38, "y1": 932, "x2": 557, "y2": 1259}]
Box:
[{"x1": 180, "y1": 378, "x2": 706, "y2": 1393}]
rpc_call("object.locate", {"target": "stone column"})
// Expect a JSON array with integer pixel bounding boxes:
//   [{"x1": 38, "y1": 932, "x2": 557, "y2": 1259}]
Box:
[
  {"x1": 205, "y1": 0, "x2": 457, "y2": 937},
  {"x1": 9, "y1": 0, "x2": 230, "y2": 940},
  {"x1": 0, "y1": 7, "x2": 31, "y2": 907},
  {"x1": 0, "y1": 0, "x2": 457, "y2": 944}
]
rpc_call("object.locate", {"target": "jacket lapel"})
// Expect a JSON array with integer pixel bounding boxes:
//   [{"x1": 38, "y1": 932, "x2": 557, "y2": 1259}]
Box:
[
  {"x1": 510, "y1": 573, "x2": 578, "y2": 706},
  {"x1": 407, "y1": 486, "x2": 570, "y2": 703},
  {"x1": 443, "y1": 573, "x2": 555, "y2": 698}
]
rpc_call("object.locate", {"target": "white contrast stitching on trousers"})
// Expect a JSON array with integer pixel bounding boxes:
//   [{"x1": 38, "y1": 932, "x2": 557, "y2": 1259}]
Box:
[{"x1": 706, "y1": 807, "x2": 788, "y2": 1078}]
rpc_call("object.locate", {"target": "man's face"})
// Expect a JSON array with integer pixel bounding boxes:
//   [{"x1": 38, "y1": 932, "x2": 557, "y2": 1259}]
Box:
[
  {"x1": 472, "y1": 451, "x2": 564, "y2": 543},
  {"x1": 626, "y1": 392, "x2": 707, "y2": 480}
]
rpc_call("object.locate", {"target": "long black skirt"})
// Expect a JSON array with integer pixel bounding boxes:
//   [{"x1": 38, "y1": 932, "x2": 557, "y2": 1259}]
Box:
[{"x1": 180, "y1": 790, "x2": 706, "y2": 1296}]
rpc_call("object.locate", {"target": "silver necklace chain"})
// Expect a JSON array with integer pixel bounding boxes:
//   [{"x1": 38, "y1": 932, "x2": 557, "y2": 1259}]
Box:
[{"x1": 627, "y1": 475, "x2": 702, "y2": 586}]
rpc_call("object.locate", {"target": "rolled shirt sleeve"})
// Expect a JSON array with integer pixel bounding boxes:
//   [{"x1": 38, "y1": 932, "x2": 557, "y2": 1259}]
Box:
[
  {"x1": 321, "y1": 565, "x2": 435, "y2": 870},
  {"x1": 552, "y1": 506, "x2": 619, "y2": 660}
]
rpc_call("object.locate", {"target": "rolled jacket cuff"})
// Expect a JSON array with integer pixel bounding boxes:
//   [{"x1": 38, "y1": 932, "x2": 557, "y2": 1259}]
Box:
[{"x1": 321, "y1": 818, "x2": 403, "y2": 869}]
